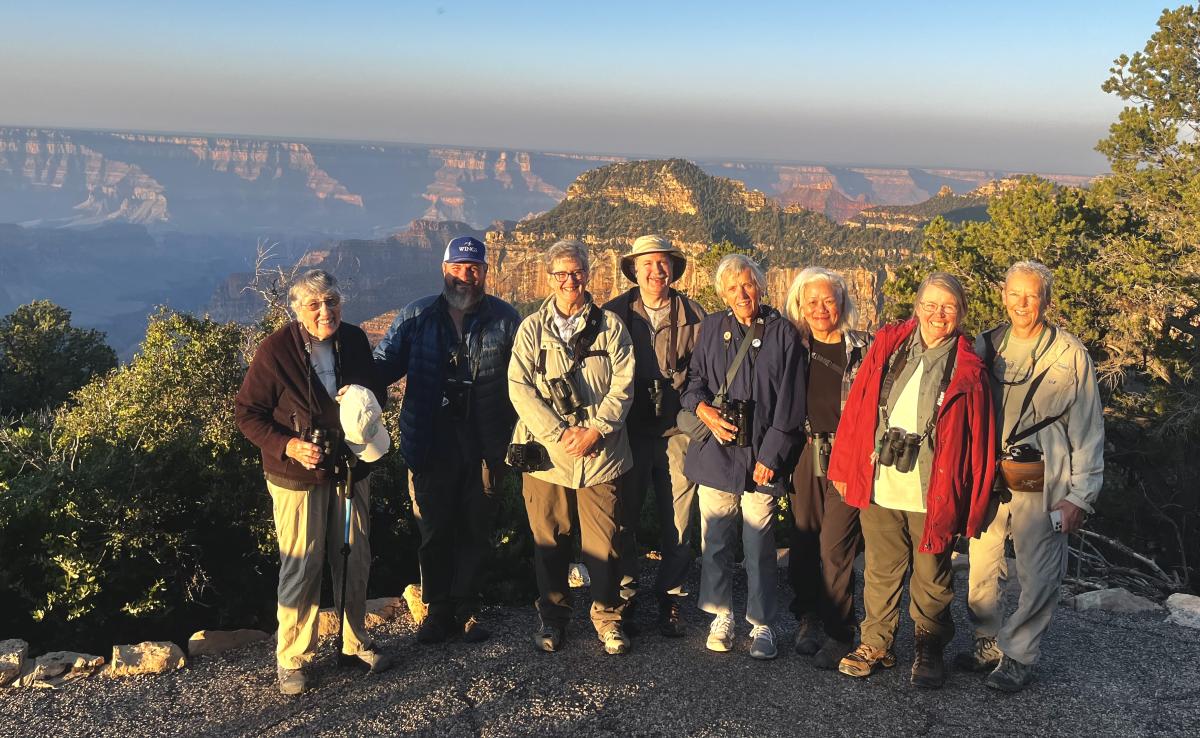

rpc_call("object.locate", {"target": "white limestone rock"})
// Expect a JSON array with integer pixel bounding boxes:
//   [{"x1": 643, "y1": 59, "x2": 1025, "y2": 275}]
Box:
[
  {"x1": 1166, "y1": 593, "x2": 1200, "y2": 629},
  {"x1": 1070, "y1": 587, "x2": 1162, "y2": 614},
  {"x1": 0, "y1": 639, "x2": 28, "y2": 687},
  {"x1": 187, "y1": 629, "x2": 270, "y2": 657},
  {"x1": 13, "y1": 650, "x2": 105, "y2": 688},
  {"x1": 108, "y1": 641, "x2": 186, "y2": 677}
]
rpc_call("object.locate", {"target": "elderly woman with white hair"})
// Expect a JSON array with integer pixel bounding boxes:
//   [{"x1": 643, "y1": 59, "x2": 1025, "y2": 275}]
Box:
[
  {"x1": 235, "y1": 269, "x2": 392, "y2": 695},
  {"x1": 827, "y1": 271, "x2": 996, "y2": 689},
  {"x1": 681, "y1": 253, "x2": 806, "y2": 660},
  {"x1": 782, "y1": 267, "x2": 872, "y2": 668}
]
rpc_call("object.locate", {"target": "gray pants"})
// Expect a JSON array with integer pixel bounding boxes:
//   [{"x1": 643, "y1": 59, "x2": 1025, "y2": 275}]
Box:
[
  {"x1": 967, "y1": 489, "x2": 1068, "y2": 665},
  {"x1": 619, "y1": 432, "x2": 697, "y2": 601},
  {"x1": 697, "y1": 486, "x2": 779, "y2": 626},
  {"x1": 860, "y1": 504, "x2": 954, "y2": 651}
]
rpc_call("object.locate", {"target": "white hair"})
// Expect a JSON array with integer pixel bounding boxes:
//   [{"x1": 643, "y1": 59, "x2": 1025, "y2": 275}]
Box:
[
  {"x1": 713, "y1": 253, "x2": 766, "y2": 294},
  {"x1": 1005, "y1": 260, "x2": 1054, "y2": 303},
  {"x1": 783, "y1": 267, "x2": 858, "y2": 336},
  {"x1": 288, "y1": 269, "x2": 341, "y2": 310}
]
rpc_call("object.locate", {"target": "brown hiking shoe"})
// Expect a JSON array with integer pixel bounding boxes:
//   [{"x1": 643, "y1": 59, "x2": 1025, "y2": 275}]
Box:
[
  {"x1": 911, "y1": 627, "x2": 947, "y2": 689},
  {"x1": 838, "y1": 643, "x2": 896, "y2": 677}
]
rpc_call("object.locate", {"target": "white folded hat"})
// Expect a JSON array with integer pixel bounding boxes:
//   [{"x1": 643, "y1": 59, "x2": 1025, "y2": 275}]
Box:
[{"x1": 339, "y1": 384, "x2": 390, "y2": 463}]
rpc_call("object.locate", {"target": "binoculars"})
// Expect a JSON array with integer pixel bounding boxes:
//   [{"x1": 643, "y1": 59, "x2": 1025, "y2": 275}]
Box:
[
  {"x1": 507, "y1": 441, "x2": 551, "y2": 472},
  {"x1": 716, "y1": 398, "x2": 754, "y2": 447},
  {"x1": 548, "y1": 374, "x2": 584, "y2": 418},
  {"x1": 877, "y1": 426, "x2": 921, "y2": 474},
  {"x1": 443, "y1": 377, "x2": 473, "y2": 421},
  {"x1": 1001, "y1": 443, "x2": 1042, "y2": 462},
  {"x1": 810, "y1": 432, "x2": 834, "y2": 478}
]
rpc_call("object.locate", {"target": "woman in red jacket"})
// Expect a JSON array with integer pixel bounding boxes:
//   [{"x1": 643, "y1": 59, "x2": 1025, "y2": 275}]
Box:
[{"x1": 827, "y1": 272, "x2": 996, "y2": 689}]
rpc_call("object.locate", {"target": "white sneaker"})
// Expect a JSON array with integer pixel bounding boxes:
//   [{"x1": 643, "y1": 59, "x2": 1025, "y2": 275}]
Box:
[
  {"x1": 706, "y1": 613, "x2": 735, "y2": 652},
  {"x1": 749, "y1": 624, "x2": 777, "y2": 660}
]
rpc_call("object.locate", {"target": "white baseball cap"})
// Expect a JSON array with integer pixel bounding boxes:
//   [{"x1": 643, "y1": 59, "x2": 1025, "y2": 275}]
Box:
[{"x1": 339, "y1": 384, "x2": 390, "y2": 463}]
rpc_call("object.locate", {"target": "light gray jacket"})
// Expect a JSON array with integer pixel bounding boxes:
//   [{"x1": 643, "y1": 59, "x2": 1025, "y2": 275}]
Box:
[
  {"x1": 508, "y1": 295, "x2": 635, "y2": 488},
  {"x1": 976, "y1": 325, "x2": 1105, "y2": 512}
]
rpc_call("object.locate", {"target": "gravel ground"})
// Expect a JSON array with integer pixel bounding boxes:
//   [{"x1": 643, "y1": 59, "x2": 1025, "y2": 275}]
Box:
[{"x1": 3, "y1": 562, "x2": 1198, "y2": 737}]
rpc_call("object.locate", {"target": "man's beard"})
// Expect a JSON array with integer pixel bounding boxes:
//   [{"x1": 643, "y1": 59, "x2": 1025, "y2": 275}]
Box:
[{"x1": 443, "y1": 280, "x2": 484, "y2": 311}]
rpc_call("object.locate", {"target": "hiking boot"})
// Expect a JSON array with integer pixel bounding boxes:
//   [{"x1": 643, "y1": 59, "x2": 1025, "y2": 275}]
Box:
[
  {"x1": 657, "y1": 596, "x2": 686, "y2": 638},
  {"x1": 620, "y1": 597, "x2": 641, "y2": 637},
  {"x1": 532, "y1": 617, "x2": 565, "y2": 653},
  {"x1": 416, "y1": 613, "x2": 452, "y2": 644},
  {"x1": 793, "y1": 613, "x2": 822, "y2": 656},
  {"x1": 911, "y1": 627, "x2": 946, "y2": 689},
  {"x1": 599, "y1": 625, "x2": 631, "y2": 655},
  {"x1": 277, "y1": 665, "x2": 307, "y2": 695},
  {"x1": 985, "y1": 655, "x2": 1037, "y2": 692},
  {"x1": 342, "y1": 643, "x2": 393, "y2": 674},
  {"x1": 954, "y1": 636, "x2": 1003, "y2": 673},
  {"x1": 461, "y1": 615, "x2": 491, "y2": 644},
  {"x1": 812, "y1": 638, "x2": 854, "y2": 670},
  {"x1": 838, "y1": 643, "x2": 896, "y2": 677},
  {"x1": 749, "y1": 624, "x2": 778, "y2": 660},
  {"x1": 706, "y1": 613, "x2": 735, "y2": 652}
]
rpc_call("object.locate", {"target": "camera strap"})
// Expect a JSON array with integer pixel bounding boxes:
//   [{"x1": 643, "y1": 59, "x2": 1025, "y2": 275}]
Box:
[
  {"x1": 1004, "y1": 364, "x2": 1064, "y2": 449},
  {"x1": 716, "y1": 313, "x2": 764, "y2": 403}
]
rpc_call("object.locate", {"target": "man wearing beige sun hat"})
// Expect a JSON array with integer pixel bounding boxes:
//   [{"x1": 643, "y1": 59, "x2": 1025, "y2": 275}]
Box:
[{"x1": 603, "y1": 235, "x2": 706, "y2": 637}]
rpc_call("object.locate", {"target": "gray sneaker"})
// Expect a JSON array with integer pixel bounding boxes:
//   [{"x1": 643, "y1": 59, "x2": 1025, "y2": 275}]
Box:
[
  {"x1": 749, "y1": 624, "x2": 778, "y2": 660},
  {"x1": 954, "y1": 636, "x2": 1003, "y2": 673},
  {"x1": 277, "y1": 665, "x2": 307, "y2": 695},
  {"x1": 985, "y1": 655, "x2": 1037, "y2": 692}
]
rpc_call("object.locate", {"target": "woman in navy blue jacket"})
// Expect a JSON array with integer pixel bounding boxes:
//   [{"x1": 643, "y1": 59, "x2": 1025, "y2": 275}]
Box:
[{"x1": 681, "y1": 254, "x2": 807, "y2": 660}]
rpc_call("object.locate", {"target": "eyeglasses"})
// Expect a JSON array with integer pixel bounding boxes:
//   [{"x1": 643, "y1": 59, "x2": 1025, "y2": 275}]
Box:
[
  {"x1": 300, "y1": 296, "x2": 341, "y2": 312},
  {"x1": 918, "y1": 301, "x2": 958, "y2": 316},
  {"x1": 550, "y1": 270, "x2": 587, "y2": 284}
]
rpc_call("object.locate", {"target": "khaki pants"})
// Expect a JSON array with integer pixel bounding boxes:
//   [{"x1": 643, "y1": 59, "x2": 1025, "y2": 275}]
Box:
[
  {"x1": 619, "y1": 432, "x2": 697, "y2": 600},
  {"x1": 522, "y1": 473, "x2": 623, "y2": 634},
  {"x1": 698, "y1": 486, "x2": 779, "y2": 627},
  {"x1": 967, "y1": 489, "x2": 1068, "y2": 665},
  {"x1": 268, "y1": 476, "x2": 372, "y2": 670},
  {"x1": 860, "y1": 504, "x2": 954, "y2": 651}
]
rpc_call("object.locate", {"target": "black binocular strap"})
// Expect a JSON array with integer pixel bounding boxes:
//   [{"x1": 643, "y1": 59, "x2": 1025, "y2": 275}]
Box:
[
  {"x1": 716, "y1": 315, "x2": 764, "y2": 402},
  {"x1": 1004, "y1": 363, "x2": 1065, "y2": 448},
  {"x1": 877, "y1": 332, "x2": 958, "y2": 442},
  {"x1": 537, "y1": 304, "x2": 606, "y2": 379}
]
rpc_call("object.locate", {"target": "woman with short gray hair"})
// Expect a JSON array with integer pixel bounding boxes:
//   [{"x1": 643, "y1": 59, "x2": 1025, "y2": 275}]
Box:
[
  {"x1": 712, "y1": 253, "x2": 766, "y2": 294},
  {"x1": 781, "y1": 266, "x2": 871, "y2": 668},
  {"x1": 827, "y1": 270, "x2": 996, "y2": 689},
  {"x1": 544, "y1": 239, "x2": 590, "y2": 274}
]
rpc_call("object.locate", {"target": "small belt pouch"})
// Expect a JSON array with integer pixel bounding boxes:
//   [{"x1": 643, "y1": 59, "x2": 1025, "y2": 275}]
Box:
[{"x1": 999, "y1": 458, "x2": 1045, "y2": 492}]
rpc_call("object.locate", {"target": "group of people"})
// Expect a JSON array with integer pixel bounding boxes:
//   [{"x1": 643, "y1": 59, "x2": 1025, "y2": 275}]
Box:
[{"x1": 235, "y1": 233, "x2": 1104, "y2": 697}]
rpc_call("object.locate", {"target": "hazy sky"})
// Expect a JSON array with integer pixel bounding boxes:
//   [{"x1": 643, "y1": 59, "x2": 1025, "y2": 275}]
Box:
[{"x1": 3, "y1": 1, "x2": 1171, "y2": 174}]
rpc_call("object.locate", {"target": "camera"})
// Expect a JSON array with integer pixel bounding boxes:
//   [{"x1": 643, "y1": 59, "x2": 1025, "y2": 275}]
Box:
[
  {"x1": 548, "y1": 374, "x2": 585, "y2": 418},
  {"x1": 635, "y1": 378, "x2": 667, "y2": 420},
  {"x1": 443, "y1": 377, "x2": 473, "y2": 421},
  {"x1": 506, "y1": 441, "x2": 551, "y2": 472},
  {"x1": 811, "y1": 432, "x2": 834, "y2": 478},
  {"x1": 877, "y1": 426, "x2": 921, "y2": 474},
  {"x1": 716, "y1": 398, "x2": 754, "y2": 447},
  {"x1": 1001, "y1": 443, "x2": 1042, "y2": 463}
]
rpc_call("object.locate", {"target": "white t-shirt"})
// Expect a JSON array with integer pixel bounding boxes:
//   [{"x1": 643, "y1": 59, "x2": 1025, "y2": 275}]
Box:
[{"x1": 873, "y1": 361, "x2": 927, "y2": 513}]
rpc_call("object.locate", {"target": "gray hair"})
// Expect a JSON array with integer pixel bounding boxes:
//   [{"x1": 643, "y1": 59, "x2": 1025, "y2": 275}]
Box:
[
  {"x1": 914, "y1": 271, "x2": 968, "y2": 325},
  {"x1": 713, "y1": 253, "x2": 766, "y2": 294},
  {"x1": 1005, "y1": 260, "x2": 1054, "y2": 303},
  {"x1": 544, "y1": 239, "x2": 590, "y2": 273},
  {"x1": 288, "y1": 269, "x2": 341, "y2": 309},
  {"x1": 783, "y1": 267, "x2": 859, "y2": 336}
]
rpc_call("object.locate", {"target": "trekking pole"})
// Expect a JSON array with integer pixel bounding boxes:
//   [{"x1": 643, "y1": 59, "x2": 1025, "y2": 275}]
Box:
[{"x1": 336, "y1": 454, "x2": 358, "y2": 667}]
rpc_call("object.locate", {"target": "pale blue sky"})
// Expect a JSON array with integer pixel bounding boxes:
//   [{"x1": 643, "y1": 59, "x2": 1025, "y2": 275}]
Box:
[{"x1": 1, "y1": 1, "x2": 1171, "y2": 173}]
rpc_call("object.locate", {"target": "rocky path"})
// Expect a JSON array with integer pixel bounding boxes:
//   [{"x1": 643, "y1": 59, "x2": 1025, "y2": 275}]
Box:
[{"x1": 3, "y1": 566, "x2": 1198, "y2": 737}]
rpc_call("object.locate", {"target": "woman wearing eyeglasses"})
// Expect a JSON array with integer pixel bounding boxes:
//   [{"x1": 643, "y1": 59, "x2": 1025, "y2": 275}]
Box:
[
  {"x1": 826, "y1": 272, "x2": 996, "y2": 689},
  {"x1": 507, "y1": 239, "x2": 636, "y2": 656},
  {"x1": 235, "y1": 269, "x2": 392, "y2": 695}
]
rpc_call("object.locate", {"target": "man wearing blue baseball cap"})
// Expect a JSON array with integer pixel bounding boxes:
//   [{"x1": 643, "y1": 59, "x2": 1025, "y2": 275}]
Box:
[{"x1": 375, "y1": 235, "x2": 520, "y2": 644}]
